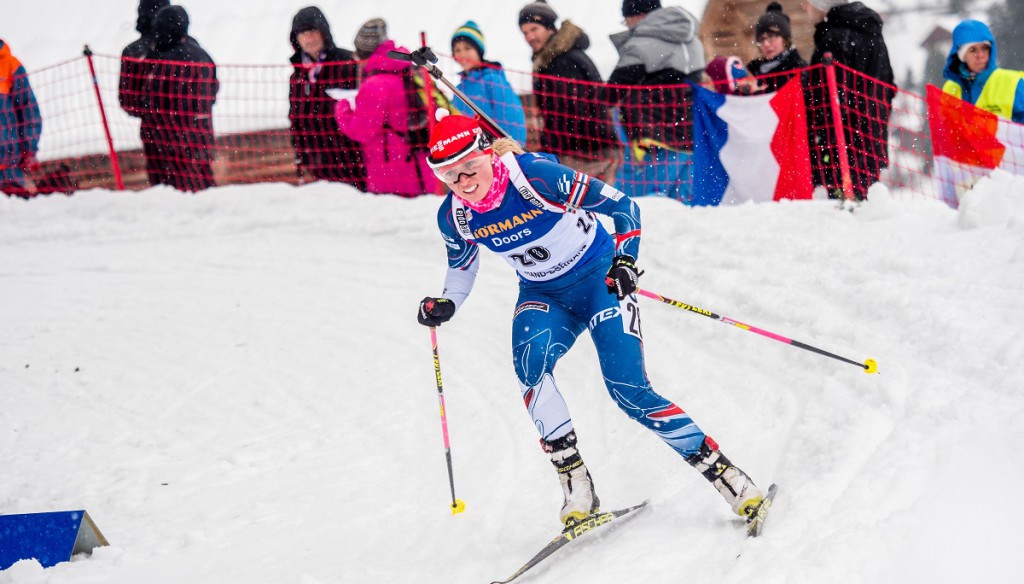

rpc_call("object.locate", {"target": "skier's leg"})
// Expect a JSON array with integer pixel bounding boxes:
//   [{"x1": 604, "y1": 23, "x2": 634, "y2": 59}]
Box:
[
  {"x1": 584, "y1": 289, "x2": 707, "y2": 457},
  {"x1": 512, "y1": 291, "x2": 599, "y2": 526},
  {"x1": 511, "y1": 293, "x2": 584, "y2": 443},
  {"x1": 582, "y1": 276, "x2": 765, "y2": 517}
]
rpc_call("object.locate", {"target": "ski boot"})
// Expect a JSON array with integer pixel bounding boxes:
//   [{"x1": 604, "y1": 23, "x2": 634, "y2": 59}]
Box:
[
  {"x1": 543, "y1": 431, "x2": 600, "y2": 528},
  {"x1": 686, "y1": 436, "x2": 764, "y2": 518}
]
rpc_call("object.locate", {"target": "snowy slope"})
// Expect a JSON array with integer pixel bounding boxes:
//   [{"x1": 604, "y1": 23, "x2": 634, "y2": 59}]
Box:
[{"x1": 2, "y1": 176, "x2": 1023, "y2": 583}]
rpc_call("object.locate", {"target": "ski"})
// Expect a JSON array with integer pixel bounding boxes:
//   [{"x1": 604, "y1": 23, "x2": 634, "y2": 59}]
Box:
[
  {"x1": 745, "y1": 483, "x2": 778, "y2": 538},
  {"x1": 490, "y1": 500, "x2": 650, "y2": 584}
]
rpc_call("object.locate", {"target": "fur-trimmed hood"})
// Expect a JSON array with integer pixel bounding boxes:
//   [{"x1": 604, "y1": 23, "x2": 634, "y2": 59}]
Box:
[{"x1": 531, "y1": 20, "x2": 589, "y2": 72}]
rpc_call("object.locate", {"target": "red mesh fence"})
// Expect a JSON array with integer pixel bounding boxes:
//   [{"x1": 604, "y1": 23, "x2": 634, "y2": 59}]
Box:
[{"x1": 10, "y1": 50, "x2": 1020, "y2": 205}]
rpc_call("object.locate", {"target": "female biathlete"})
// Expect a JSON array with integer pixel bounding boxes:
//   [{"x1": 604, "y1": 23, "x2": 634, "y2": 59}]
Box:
[{"x1": 417, "y1": 112, "x2": 764, "y2": 527}]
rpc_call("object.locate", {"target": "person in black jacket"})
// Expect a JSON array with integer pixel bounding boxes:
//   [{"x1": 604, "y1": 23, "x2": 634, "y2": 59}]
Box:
[
  {"x1": 746, "y1": 2, "x2": 807, "y2": 93},
  {"x1": 288, "y1": 6, "x2": 366, "y2": 190},
  {"x1": 804, "y1": 0, "x2": 895, "y2": 201},
  {"x1": 519, "y1": 1, "x2": 621, "y2": 185},
  {"x1": 140, "y1": 5, "x2": 219, "y2": 192},
  {"x1": 119, "y1": 0, "x2": 170, "y2": 187}
]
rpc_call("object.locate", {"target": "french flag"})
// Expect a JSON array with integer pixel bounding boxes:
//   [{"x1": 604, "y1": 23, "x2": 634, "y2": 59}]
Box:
[
  {"x1": 692, "y1": 77, "x2": 813, "y2": 205},
  {"x1": 926, "y1": 85, "x2": 1024, "y2": 208}
]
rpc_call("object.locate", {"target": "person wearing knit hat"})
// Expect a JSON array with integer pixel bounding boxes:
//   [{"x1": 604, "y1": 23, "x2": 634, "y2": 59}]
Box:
[
  {"x1": 805, "y1": 0, "x2": 893, "y2": 201},
  {"x1": 418, "y1": 110, "x2": 767, "y2": 529},
  {"x1": 353, "y1": 18, "x2": 387, "y2": 59},
  {"x1": 519, "y1": 1, "x2": 622, "y2": 185},
  {"x1": 334, "y1": 28, "x2": 438, "y2": 196},
  {"x1": 621, "y1": 0, "x2": 661, "y2": 18},
  {"x1": 705, "y1": 55, "x2": 750, "y2": 95},
  {"x1": 518, "y1": 0, "x2": 558, "y2": 32},
  {"x1": 755, "y1": 1, "x2": 792, "y2": 45},
  {"x1": 450, "y1": 22, "x2": 529, "y2": 144},
  {"x1": 452, "y1": 20, "x2": 486, "y2": 60},
  {"x1": 745, "y1": 2, "x2": 807, "y2": 93},
  {"x1": 942, "y1": 19, "x2": 1024, "y2": 124}
]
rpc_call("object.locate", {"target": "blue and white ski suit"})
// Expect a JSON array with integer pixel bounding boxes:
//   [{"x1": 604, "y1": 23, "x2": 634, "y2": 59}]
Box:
[{"x1": 435, "y1": 151, "x2": 706, "y2": 458}]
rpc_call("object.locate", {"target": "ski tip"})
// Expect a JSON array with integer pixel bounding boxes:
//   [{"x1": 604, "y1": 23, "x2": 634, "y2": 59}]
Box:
[
  {"x1": 451, "y1": 499, "x2": 466, "y2": 515},
  {"x1": 863, "y1": 359, "x2": 878, "y2": 374}
]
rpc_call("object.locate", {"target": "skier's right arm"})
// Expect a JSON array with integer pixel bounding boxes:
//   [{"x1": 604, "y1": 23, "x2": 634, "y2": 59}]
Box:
[{"x1": 418, "y1": 201, "x2": 480, "y2": 327}]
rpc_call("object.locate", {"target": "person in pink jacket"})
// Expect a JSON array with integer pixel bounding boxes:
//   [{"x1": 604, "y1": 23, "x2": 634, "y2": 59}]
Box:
[{"x1": 334, "y1": 20, "x2": 436, "y2": 196}]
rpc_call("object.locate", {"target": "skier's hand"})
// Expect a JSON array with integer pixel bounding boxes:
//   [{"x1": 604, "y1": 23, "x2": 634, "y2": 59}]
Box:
[
  {"x1": 605, "y1": 255, "x2": 644, "y2": 300},
  {"x1": 417, "y1": 297, "x2": 456, "y2": 327}
]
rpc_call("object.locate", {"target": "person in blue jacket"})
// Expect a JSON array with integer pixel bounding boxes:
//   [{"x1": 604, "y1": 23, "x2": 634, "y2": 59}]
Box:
[
  {"x1": 416, "y1": 111, "x2": 765, "y2": 528},
  {"x1": 449, "y1": 21, "x2": 528, "y2": 145},
  {"x1": 0, "y1": 39, "x2": 42, "y2": 198},
  {"x1": 942, "y1": 19, "x2": 1024, "y2": 123}
]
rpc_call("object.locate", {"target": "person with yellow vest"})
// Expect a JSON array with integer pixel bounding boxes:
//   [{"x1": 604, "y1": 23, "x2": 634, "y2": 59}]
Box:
[{"x1": 942, "y1": 19, "x2": 1024, "y2": 123}]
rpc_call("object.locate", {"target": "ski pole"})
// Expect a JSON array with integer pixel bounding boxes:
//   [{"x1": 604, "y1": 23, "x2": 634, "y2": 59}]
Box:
[
  {"x1": 388, "y1": 46, "x2": 512, "y2": 140},
  {"x1": 429, "y1": 326, "x2": 467, "y2": 515},
  {"x1": 637, "y1": 289, "x2": 878, "y2": 374}
]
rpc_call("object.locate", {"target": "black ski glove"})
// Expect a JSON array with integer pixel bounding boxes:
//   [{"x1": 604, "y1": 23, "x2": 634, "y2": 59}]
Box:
[
  {"x1": 417, "y1": 297, "x2": 456, "y2": 327},
  {"x1": 606, "y1": 255, "x2": 644, "y2": 300}
]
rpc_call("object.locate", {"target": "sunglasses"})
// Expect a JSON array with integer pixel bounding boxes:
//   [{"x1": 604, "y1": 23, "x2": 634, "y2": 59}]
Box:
[
  {"x1": 433, "y1": 154, "x2": 490, "y2": 185},
  {"x1": 754, "y1": 32, "x2": 782, "y2": 47}
]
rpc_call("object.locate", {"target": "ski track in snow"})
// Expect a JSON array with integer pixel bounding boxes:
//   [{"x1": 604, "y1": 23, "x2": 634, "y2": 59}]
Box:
[{"x1": 1, "y1": 177, "x2": 1023, "y2": 583}]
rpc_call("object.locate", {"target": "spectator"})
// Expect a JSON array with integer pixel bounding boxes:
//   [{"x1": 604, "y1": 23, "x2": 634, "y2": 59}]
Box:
[
  {"x1": 519, "y1": 1, "x2": 621, "y2": 185},
  {"x1": 0, "y1": 39, "x2": 41, "y2": 198},
  {"x1": 334, "y1": 19, "x2": 437, "y2": 196},
  {"x1": 804, "y1": 0, "x2": 894, "y2": 201},
  {"x1": 120, "y1": 0, "x2": 171, "y2": 113},
  {"x1": 450, "y1": 20, "x2": 528, "y2": 145},
  {"x1": 608, "y1": 0, "x2": 703, "y2": 202},
  {"x1": 942, "y1": 20, "x2": 1024, "y2": 123},
  {"x1": 288, "y1": 6, "x2": 367, "y2": 190},
  {"x1": 706, "y1": 55, "x2": 751, "y2": 95},
  {"x1": 138, "y1": 5, "x2": 219, "y2": 192},
  {"x1": 746, "y1": 2, "x2": 807, "y2": 93},
  {"x1": 120, "y1": 0, "x2": 193, "y2": 188}
]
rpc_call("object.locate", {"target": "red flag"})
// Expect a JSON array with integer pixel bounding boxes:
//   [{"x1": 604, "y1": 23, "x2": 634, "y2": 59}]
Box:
[{"x1": 927, "y1": 85, "x2": 1005, "y2": 169}]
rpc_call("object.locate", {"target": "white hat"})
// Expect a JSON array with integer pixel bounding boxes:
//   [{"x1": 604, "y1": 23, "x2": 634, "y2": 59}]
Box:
[{"x1": 957, "y1": 41, "x2": 991, "y2": 62}]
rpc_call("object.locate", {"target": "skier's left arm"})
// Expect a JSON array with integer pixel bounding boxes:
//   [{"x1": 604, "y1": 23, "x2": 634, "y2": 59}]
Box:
[
  {"x1": 527, "y1": 158, "x2": 642, "y2": 260},
  {"x1": 576, "y1": 176, "x2": 645, "y2": 299},
  {"x1": 525, "y1": 158, "x2": 643, "y2": 298},
  {"x1": 578, "y1": 178, "x2": 641, "y2": 261}
]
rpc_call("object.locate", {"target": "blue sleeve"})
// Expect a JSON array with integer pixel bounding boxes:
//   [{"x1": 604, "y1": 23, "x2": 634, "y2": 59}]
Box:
[
  {"x1": 523, "y1": 155, "x2": 642, "y2": 260},
  {"x1": 452, "y1": 75, "x2": 493, "y2": 124},
  {"x1": 436, "y1": 196, "x2": 480, "y2": 270},
  {"x1": 484, "y1": 69, "x2": 528, "y2": 144},
  {"x1": 1013, "y1": 78, "x2": 1024, "y2": 124},
  {"x1": 12, "y1": 66, "x2": 41, "y2": 154},
  {"x1": 454, "y1": 70, "x2": 528, "y2": 145}
]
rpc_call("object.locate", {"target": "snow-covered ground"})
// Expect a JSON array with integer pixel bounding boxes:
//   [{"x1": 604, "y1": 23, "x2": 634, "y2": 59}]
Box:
[{"x1": 2, "y1": 173, "x2": 1023, "y2": 583}]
